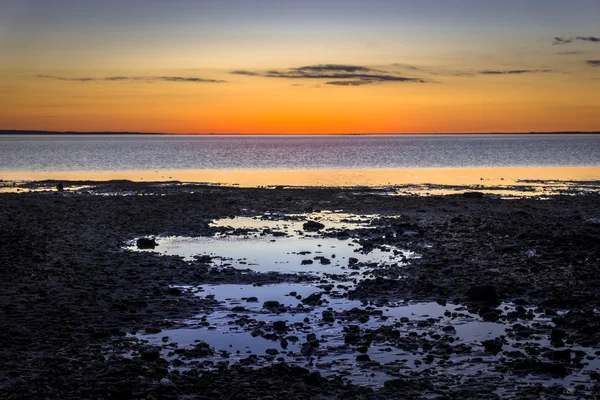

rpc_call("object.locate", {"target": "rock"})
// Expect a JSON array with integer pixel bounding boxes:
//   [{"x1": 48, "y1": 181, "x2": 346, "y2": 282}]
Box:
[
  {"x1": 136, "y1": 238, "x2": 157, "y2": 249},
  {"x1": 140, "y1": 347, "x2": 161, "y2": 361},
  {"x1": 463, "y1": 191, "x2": 484, "y2": 199},
  {"x1": 263, "y1": 301, "x2": 281, "y2": 309},
  {"x1": 246, "y1": 296, "x2": 259, "y2": 302},
  {"x1": 551, "y1": 328, "x2": 566, "y2": 346},
  {"x1": 302, "y1": 292, "x2": 322, "y2": 306},
  {"x1": 56, "y1": 183, "x2": 64, "y2": 192},
  {"x1": 344, "y1": 333, "x2": 360, "y2": 344},
  {"x1": 544, "y1": 349, "x2": 571, "y2": 362},
  {"x1": 304, "y1": 371, "x2": 322, "y2": 387},
  {"x1": 482, "y1": 312, "x2": 500, "y2": 322},
  {"x1": 356, "y1": 354, "x2": 371, "y2": 362},
  {"x1": 166, "y1": 287, "x2": 182, "y2": 296},
  {"x1": 272, "y1": 321, "x2": 287, "y2": 331},
  {"x1": 482, "y1": 339, "x2": 503, "y2": 354},
  {"x1": 497, "y1": 244, "x2": 521, "y2": 253},
  {"x1": 265, "y1": 348, "x2": 279, "y2": 356},
  {"x1": 466, "y1": 285, "x2": 499, "y2": 303},
  {"x1": 301, "y1": 259, "x2": 313, "y2": 265},
  {"x1": 303, "y1": 220, "x2": 325, "y2": 231},
  {"x1": 315, "y1": 256, "x2": 331, "y2": 265},
  {"x1": 322, "y1": 311, "x2": 335, "y2": 323}
]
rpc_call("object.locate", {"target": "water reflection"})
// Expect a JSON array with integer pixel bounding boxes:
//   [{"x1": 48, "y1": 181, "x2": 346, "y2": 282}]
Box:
[{"x1": 2, "y1": 166, "x2": 599, "y2": 190}]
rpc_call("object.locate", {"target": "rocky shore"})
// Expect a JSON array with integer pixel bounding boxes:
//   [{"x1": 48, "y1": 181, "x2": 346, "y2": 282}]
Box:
[{"x1": 1, "y1": 182, "x2": 599, "y2": 399}]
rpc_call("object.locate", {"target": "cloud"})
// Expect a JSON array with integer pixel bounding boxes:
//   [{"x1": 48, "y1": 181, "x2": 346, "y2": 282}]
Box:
[
  {"x1": 229, "y1": 64, "x2": 426, "y2": 86},
  {"x1": 553, "y1": 36, "x2": 600, "y2": 45},
  {"x1": 553, "y1": 37, "x2": 573, "y2": 45},
  {"x1": 478, "y1": 69, "x2": 551, "y2": 75},
  {"x1": 35, "y1": 75, "x2": 226, "y2": 83},
  {"x1": 586, "y1": 60, "x2": 600, "y2": 67},
  {"x1": 293, "y1": 64, "x2": 376, "y2": 73},
  {"x1": 35, "y1": 75, "x2": 96, "y2": 82},
  {"x1": 556, "y1": 51, "x2": 585, "y2": 55},
  {"x1": 230, "y1": 70, "x2": 261, "y2": 76},
  {"x1": 326, "y1": 80, "x2": 374, "y2": 86},
  {"x1": 576, "y1": 36, "x2": 600, "y2": 43}
]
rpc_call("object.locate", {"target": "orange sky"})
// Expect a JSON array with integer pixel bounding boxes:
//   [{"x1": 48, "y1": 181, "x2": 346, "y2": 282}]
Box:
[{"x1": 1, "y1": 1, "x2": 599, "y2": 133}]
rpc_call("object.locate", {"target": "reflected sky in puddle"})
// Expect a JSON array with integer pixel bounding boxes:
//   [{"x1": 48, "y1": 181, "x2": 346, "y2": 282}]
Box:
[
  {"x1": 132, "y1": 236, "x2": 407, "y2": 276},
  {"x1": 129, "y1": 212, "x2": 599, "y2": 389},
  {"x1": 140, "y1": 283, "x2": 599, "y2": 387},
  {"x1": 127, "y1": 212, "x2": 414, "y2": 276}
]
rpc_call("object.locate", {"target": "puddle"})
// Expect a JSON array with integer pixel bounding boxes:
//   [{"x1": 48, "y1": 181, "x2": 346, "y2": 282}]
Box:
[
  {"x1": 126, "y1": 212, "x2": 599, "y2": 391},
  {"x1": 126, "y1": 212, "x2": 414, "y2": 277},
  {"x1": 139, "y1": 284, "x2": 599, "y2": 389}
]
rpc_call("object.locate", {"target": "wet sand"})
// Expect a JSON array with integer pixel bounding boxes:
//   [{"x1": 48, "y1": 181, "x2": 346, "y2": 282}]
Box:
[{"x1": 1, "y1": 182, "x2": 599, "y2": 399}]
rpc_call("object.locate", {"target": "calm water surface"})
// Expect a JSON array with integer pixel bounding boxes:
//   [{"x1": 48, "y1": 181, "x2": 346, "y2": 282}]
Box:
[
  {"x1": 2, "y1": 134, "x2": 600, "y2": 171},
  {"x1": 1, "y1": 134, "x2": 599, "y2": 186}
]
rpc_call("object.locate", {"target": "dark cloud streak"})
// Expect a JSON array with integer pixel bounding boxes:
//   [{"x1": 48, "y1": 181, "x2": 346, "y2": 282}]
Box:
[
  {"x1": 229, "y1": 64, "x2": 426, "y2": 86},
  {"x1": 586, "y1": 60, "x2": 600, "y2": 67},
  {"x1": 35, "y1": 75, "x2": 226, "y2": 83},
  {"x1": 478, "y1": 69, "x2": 551, "y2": 75},
  {"x1": 553, "y1": 36, "x2": 600, "y2": 45}
]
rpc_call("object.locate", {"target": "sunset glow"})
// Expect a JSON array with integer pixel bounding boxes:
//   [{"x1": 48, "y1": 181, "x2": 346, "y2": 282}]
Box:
[{"x1": 1, "y1": 0, "x2": 599, "y2": 133}]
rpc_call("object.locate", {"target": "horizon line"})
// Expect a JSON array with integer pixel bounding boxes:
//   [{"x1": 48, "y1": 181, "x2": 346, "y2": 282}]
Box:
[{"x1": 2, "y1": 130, "x2": 600, "y2": 136}]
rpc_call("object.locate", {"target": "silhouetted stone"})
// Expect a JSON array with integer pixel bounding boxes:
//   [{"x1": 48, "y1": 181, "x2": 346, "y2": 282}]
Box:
[
  {"x1": 303, "y1": 220, "x2": 325, "y2": 231},
  {"x1": 466, "y1": 285, "x2": 498, "y2": 302},
  {"x1": 463, "y1": 191, "x2": 484, "y2": 198},
  {"x1": 136, "y1": 238, "x2": 157, "y2": 249}
]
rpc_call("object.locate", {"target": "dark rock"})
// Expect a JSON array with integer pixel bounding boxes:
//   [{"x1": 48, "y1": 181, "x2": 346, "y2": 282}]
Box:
[
  {"x1": 544, "y1": 349, "x2": 571, "y2": 362},
  {"x1": 482, "y1": 312, "x2": 500, "y2": 322},
  {"x1": 466, "y1": 285, "x2": 499, "y2": 303},
  {"x1": 463, "y1": 191, "x2": 484, "y2": 199},
  {"x1": 302, "y1": 292, "x2": 322, "y2": 306},
  {"x1": 272, "y1": 321, "x2": 287, "y2": 331},
  {"x1": 166, "y1": 287, "x2": 182, "y2": 296},
  {"x1": 263, "y1": 301, "x2": 281, "y2": 309},
  {"x1": 136, "y1": 238, "x2": 157, "y2": 249},
  {"x1": 356, "y1": 354, "x2": 371, "y2": 362},
  {"x1": 56, "y1": 183, "x2": 64, "y2": 192},
  {"x1": 497, "y1": 244, "x2": 521, "y2": 253},
  {"x1": 140, "y1": 347, "x2": 161, "y2": 361},
  {"x1": 301, "y1": 259, "x2": 313, "y2": 265},
  {"x1": 482, "y1": 339, "x2": 503, "y2": 354},
  {"x1": 304, "y1": 371, "x2": 322, "y2": 387},
  {"x1": 246, "y1": 296, "x2": 259, "y2": 302},
  {"x1": 265, "y1": 348, "x2": 279, "y2": 356},
  {"x1": 551, "y1": 328, "x2": 566, "y2": 345},
  {"x1": 303, "y1": 220, "x2": 325, "y2": 231}
]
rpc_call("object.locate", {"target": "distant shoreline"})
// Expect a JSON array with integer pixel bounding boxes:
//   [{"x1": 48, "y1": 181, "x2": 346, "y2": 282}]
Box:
[{"x1": 1, "y1": 130, "x2": 599, "y2": 136}]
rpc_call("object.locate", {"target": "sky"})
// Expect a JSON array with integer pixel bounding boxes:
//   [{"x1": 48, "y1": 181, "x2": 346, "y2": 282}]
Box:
[{"x1": 0, "y1": 0, "x2": 599, "y2": 134}]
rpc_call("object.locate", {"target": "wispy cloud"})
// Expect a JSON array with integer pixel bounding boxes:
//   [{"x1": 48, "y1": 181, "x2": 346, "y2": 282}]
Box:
[
  {"x1": 230, "y1": 70, "x2": 261, "y2": 76},
  {"x1": 553, "y1": 36, "x2": 600, "y2": 45},
  {"x1": 229, "y1": 64, "x2": 426, "y2": 86},
  {"x1": 576, "y1": 36, "x2": 600, "y2": 43},
  {"x1": 586, "y1": 60, "x2": 600, "y2": 67},
  {"x1": 556, "y1": 51, "x2": 585, "y2": 55},
  {"x1": 35, "y1": 75, "x2": 226, "y2": 83},
  {"x1": 478, "y1": 69, "x2": 551, "y2": 75}
]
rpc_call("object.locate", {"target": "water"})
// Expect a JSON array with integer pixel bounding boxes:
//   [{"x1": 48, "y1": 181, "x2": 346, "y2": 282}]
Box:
[
  {"x1": 2, "y1": 134, "x2": 600, "y2": 172},
  {"x1": 128, "y1": 212, "x2": 600, "y2": 391}
]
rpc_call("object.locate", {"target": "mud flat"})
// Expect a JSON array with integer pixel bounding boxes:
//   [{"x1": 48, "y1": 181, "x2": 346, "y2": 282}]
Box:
[{"x1": 1, "y1": 181, "x2": 599, "y2": 399}]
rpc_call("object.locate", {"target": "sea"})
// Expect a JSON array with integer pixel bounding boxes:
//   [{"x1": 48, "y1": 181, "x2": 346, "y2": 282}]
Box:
[{"x1": 1, "y1": 134, "x2": 599, "y2": 189}]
